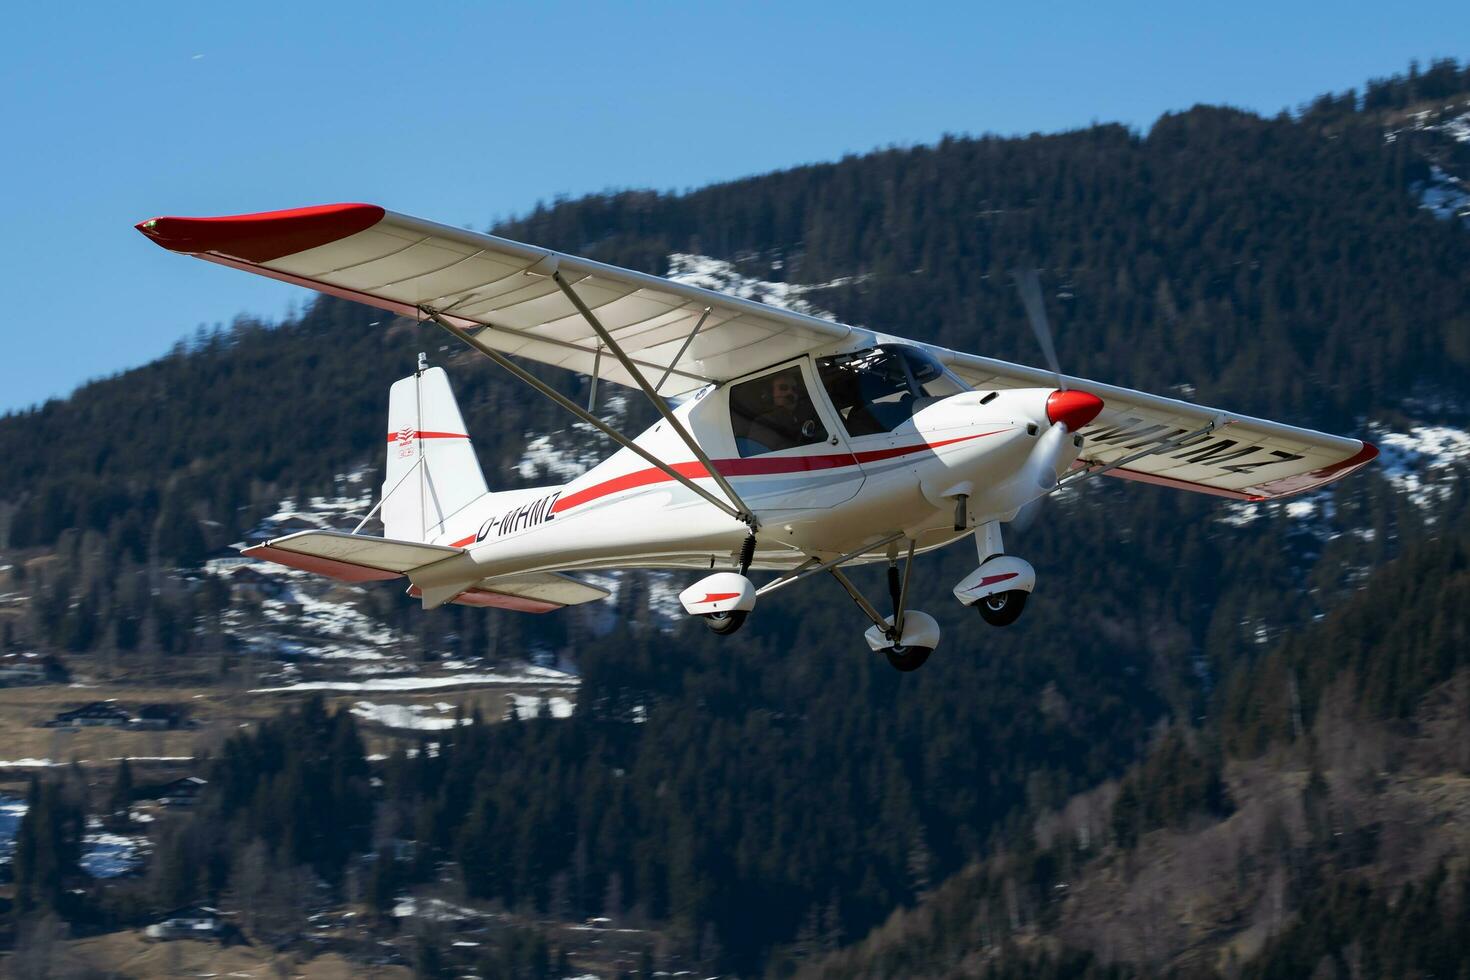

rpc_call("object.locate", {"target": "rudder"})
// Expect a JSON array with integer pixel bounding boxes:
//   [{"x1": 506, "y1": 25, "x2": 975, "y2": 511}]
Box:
[{"x1": 383, "y1": 362, "x2": 488, "y2": 542}]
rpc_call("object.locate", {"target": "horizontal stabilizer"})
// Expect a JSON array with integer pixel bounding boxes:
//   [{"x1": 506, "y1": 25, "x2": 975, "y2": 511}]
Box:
[
  {"x1": 407, "y1": 572, "x2": 610, "y2": 613},
  {"x1": 244, "y1": 531, "x2": 610, "y2": 614},
  {"x1": 241, "y1": 530, "x2": 462, "y2": 582},
  {"x1": 476, "y1": 572, "x2": 610, "y2": 608}
]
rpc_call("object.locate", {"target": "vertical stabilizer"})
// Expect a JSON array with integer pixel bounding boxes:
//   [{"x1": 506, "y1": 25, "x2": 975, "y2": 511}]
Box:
[{"x1": 383, "y1": 364, "x2": 488, "y2": 542}]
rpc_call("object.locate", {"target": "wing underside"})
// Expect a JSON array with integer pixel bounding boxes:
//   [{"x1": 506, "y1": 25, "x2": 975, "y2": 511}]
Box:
[
  {"x1": 137, "y1": 203, "x2": 1376, "y2": 502},
  {"x1": 137, "y1": 204, "x2": 850, "y2": 396},
  {"x1": 941, "y1": 351, "x2": 1377, "y2": 500}
]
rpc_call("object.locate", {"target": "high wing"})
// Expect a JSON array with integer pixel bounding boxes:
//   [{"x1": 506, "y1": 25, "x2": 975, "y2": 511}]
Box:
[
  {"x1": 937, "y1": 349, "x2": 1377, "y2": 501},
  {"x1": 137, "y1": 202, "x2": 1374, "y2": 501},
  {"x1": 136, "y1": 203, "x2": 850, "y2": 397}
]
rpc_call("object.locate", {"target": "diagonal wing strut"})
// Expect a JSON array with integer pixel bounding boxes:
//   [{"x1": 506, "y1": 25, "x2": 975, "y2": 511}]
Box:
[
  {"x1": 551, "y1": 270, "x2": 754, "y2": 528},
  {"x1": 419, "y1": 306, "x2": 755, "y2": 530}
]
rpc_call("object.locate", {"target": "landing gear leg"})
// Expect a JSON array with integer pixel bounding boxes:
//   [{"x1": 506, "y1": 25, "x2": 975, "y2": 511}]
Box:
[
  {"x1": 833, "y1": 540, "x2": 938, "y2": 672},
  {"x1": 977, "y1": 520, "x2": 1004, "y2": 564}
]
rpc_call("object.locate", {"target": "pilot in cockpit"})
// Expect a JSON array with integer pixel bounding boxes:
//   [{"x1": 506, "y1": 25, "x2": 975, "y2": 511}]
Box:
[{"x1": 746, "y1": 371, "x2": 823, "y2": 452}]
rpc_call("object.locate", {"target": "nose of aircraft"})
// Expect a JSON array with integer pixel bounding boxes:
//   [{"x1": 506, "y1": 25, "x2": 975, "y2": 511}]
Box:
[{"x1": 1046, "y1": 389, "x2": 1104, "y2": 431}]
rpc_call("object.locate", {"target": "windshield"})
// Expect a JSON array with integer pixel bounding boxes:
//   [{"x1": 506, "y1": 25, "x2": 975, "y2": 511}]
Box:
[{"x1": 816, "y1": 345, "x2": 968, "y2": 437}]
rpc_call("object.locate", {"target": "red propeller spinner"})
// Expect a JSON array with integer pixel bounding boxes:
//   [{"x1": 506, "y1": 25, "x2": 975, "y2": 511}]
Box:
[{"x1": 1046, "y1": 390, "x2": 1104, "y2": 431}]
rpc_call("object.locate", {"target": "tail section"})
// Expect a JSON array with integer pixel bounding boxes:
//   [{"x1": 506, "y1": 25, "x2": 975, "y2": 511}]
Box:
[{"x1": 383, "y1": 362, "x2": 488, "y2": 542}]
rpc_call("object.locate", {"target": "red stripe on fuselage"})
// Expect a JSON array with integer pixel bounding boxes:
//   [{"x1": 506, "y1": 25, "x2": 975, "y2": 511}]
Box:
[{"x1": 550, "y1": 430, "x2": 1006, "y2": 514}]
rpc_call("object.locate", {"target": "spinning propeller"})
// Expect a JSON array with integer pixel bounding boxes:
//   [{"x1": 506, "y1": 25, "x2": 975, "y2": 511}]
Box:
[{"x1": 1008, "y1": 270, "x2": 1103, "y2": 528}]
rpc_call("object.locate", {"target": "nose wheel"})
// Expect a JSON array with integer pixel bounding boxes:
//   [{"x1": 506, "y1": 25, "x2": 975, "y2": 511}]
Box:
[
  {"x1": 883, "y1": 641, "x2": 933, "y2": 672},
  {"x1": 830, "y1": 539, "x2": 941, "y2": 671},
  {"x1": 976, "y1": 589, "x2": 1027, "y2": 627},
  {"x1": 702, "y1": 609, "x2": 749, "y2": 635}
]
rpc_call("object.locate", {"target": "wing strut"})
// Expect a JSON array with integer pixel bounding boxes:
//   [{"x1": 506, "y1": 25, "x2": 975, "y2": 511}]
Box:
[
  {"x1": 552, "y1": 271, "x2": 756, "y2": 529},
  {"x1": 755, "y1": 531, "x2": 906, "y2": 602},
  {"x1": 419, "y1": 306, "x2": 749, "y2": 526},
  {"x1": 655, "y1": 306, "x2": 712, "y2": 395}
]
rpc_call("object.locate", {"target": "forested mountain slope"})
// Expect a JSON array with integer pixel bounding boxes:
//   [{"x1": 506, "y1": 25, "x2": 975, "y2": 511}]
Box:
[{"x1": 1, "y1": 59, "x2": 1468, "y2": 977}]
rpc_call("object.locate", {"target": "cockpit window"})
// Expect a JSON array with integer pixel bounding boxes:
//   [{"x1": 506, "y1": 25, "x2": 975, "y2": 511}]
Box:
[
  {"x1": 902, "y1": 347, "x2": 966, "y2": 400},
  {"x1": 729, "y1": 366, "x2": 829, "y2": 457},
  {"x1": 817, "y1": 345, "x2": 968, "y2": 436}
]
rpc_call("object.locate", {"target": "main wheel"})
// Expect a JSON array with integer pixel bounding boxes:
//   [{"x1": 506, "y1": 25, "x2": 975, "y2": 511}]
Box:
[
  {"x1": 976, "y1": 589, "x2": 1027, "y2": 627},
  {"x1": 703, "y1": 610, "x2": 749, "y2": 635},
  {"x1": 884, "y1": 644, "x2": 934, "y2": 672}
]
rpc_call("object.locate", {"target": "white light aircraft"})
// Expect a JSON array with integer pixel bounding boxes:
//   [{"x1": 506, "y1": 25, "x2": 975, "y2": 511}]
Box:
[{"x1": 137, "y1": 204, "x2": 1377, "y2": 670}]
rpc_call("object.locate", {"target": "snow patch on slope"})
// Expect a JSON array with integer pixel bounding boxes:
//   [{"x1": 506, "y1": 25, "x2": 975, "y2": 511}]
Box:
[
  {"x1": 1374, "y1": 424, "x2": 1470, "y2": 509},
  {"x1": 508, "y1": 694, "x2": 574, "y2": 719},
  {"x1": 351, "y1": 701, "x2": 472, "y2": 731},
  {"x1": 665, "y1": 254, "x2": 858, "y2": 320},
  {"x1": 516, "y1": 394, "x2": 630, "y2": 482},
  {"x1": 252, "y1": 666, "x2": 578, "y2": 694},
  {"x1": 1413, "y1": 164, "x2": 1470, "y2": 223},
  {"x1": 1220, "y1": 423, "x2": 1470, "y2": 528},
  {"x1": 1388, "y1": 101, "x2": 1470, "y2": 225}
]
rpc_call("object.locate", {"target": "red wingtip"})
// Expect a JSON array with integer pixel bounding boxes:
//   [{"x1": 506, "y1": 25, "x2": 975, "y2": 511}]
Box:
[
  {"x1": 135, "y1": 203, "x2": 385, "y2": 263},
  {"x1": 1046, "y1": 389, "x2": 1104, "y2": 431}
]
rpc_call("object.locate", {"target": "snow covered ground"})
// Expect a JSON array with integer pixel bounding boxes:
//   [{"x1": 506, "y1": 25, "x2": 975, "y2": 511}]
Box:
[
  {"x1": 507, "y1": 693, "x2": 574, "y2": 719},
  {"x1": 350, "y1": 700, "x2": 473, "y2": 731},
  {"x1": 0, "y1": 799, "x2": 146, "y2": 878},
  {"x1": 80, "y1": 825, "x2": 148, "y2": 878},
  {"x1": 251, "y1": 665, "x2": 578, "y2": 694}
]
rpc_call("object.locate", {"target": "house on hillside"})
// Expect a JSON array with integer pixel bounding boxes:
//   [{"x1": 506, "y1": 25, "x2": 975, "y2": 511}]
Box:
[
  {"x1": 44, "y1": 701, "x2": 132, "y2": 728},
  {"x1": 0, "y1": 658, "x2": 47, "y2": 687},
  {"x1": 158, "y1": 776, "x2": 207, "y2": 807},
  {"x1": 145, "y1": 906, "x2": 225, "y2": 941},
  {"x1": 217, "y1": 563, "x2": 286, "y2": 600},
  {"x1": 131, "y1": 703, "x2": 191, "y2": 731}
]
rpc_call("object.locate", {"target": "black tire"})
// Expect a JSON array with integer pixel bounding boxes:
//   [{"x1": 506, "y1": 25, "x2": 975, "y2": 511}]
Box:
[
  {"x1": 884, "y1": 644, "x2": 934, "y2": 672},
  {"x1": 703, "y1": 610, "x2": 749, "y2": 635},
  {"x1": 976, "y1": 589, "x2": 1028, "y2": 627}
]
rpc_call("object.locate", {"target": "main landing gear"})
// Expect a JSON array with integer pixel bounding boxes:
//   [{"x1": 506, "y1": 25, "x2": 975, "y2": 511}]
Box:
[
  {"x1": 678, "y1": 524, "x2": 1035, "y2": 671},
  {"x1": 702, "y1": 608, "x2": 748, "y2": 635},
  {"x1": 679, "y1": 535, "x2": 759, "y2": 636}
]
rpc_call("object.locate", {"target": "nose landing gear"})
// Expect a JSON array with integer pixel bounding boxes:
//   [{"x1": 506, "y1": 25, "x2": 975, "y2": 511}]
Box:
[
  {"x1": 953, "y1": 522, "x2": 1035, "y2": 627},
  {"x1": 830, "y1": 539, "x2": 941, "y2": 672}
]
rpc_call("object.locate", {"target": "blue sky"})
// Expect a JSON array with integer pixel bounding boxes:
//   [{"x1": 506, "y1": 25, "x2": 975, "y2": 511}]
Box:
[{"x1": 1, "y1": 2, "x2": 1465, "y2": 413}]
